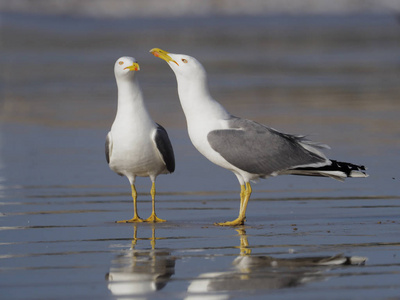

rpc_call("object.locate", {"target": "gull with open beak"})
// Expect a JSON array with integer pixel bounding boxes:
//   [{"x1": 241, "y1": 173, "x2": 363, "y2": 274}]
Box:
[{"x1": 150, "y1": 48, "x2": 367, "y2": 226}]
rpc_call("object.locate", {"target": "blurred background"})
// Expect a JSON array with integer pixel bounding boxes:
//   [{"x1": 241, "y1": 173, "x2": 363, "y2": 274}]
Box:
[
  {"x1": 1, "y1": 1, "x2": 400, "y2": 299},
  {"x1": 1, "y1": 0, "x2": 399, "y2": 191},
  {"x1": 2, "y1": 0, "x2": 400, "y2": 16}
]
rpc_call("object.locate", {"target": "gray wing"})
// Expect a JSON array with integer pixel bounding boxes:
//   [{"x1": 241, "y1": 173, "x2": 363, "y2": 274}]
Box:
[
  {"x1": 207, "y1": 117, "x2": 328, "y2": 176},
  {"x1": 105, "y1": 132, "x2": 112, "y2": 164},
  {"x1": 154, "y1": 123, "x2": 175, "y2": 173}
]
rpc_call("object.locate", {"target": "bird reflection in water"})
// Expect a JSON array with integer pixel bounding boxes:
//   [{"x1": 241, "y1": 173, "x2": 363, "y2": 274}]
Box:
[
  {"x1": 185, "y1": 229, "x2": 367, "y2": 300},
  {"x1": 106, "y1": 224, "x2": 175, "y2": 299}
]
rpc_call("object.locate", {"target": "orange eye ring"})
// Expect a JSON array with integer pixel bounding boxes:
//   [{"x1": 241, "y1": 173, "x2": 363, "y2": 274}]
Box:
[
  {"x1": 182, "y1": 59, "x2": 188, "y2": 63},
  {"x1": 119, "y1": 61, "x2": 124, "y2": 65}
]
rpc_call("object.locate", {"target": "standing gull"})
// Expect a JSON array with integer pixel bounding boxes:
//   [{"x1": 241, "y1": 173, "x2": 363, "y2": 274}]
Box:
[
  {"x1": 150, "y1": 48, "x2": 368, "y2": 226},
  {"x1": 106, "y1": 56, "x2": 175, "y2": 223}
]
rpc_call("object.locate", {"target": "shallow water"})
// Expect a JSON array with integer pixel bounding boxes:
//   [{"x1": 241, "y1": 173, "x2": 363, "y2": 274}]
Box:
[{"x1": 1, "y1": 12, "x2": 400, "y2": 299}]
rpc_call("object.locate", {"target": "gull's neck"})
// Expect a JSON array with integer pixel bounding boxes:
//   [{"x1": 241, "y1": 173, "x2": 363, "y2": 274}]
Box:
[
  {"x1": 176, "y1": 74, "x2": 230, "y2": 122},
  {"x1": 114, "y1": 77, "x2": 152, "y2": 125}
]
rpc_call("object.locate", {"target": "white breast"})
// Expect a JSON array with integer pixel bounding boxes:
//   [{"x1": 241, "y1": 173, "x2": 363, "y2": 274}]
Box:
[
  {"x1": 187, "y1": 117, "x2": 237, "y2": 172},
  {"x1": 109, "y1": 119, "x2": 165, "y2": 178}
]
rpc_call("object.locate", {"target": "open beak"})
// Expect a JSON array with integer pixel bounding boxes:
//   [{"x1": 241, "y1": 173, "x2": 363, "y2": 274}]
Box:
[
  {"x1": 124, "y1": 62, "x2": 140, "y2": 71},
  {"x1": 150, "y1": 48, "x2": 179, "y2": 66}
]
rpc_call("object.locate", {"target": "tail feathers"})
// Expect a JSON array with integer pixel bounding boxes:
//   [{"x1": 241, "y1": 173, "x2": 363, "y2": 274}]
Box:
[{"x1": 287, "y1": 160, "x2": 368, "y2": 181}]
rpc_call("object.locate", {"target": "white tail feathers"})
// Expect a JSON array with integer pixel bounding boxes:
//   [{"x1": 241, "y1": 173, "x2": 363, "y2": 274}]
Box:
[{"x1": 350, "y1": 170, "x2": 369, "y2": 178}]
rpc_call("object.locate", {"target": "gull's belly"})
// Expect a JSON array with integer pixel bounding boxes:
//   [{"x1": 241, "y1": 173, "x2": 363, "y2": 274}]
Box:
[{"x1": 109, "y1": 134, "x2": 164, "y2": 178}]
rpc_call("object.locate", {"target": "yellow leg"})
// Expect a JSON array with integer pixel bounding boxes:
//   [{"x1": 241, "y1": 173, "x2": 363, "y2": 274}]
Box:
[
  {"x1": 239, "y1": 184, "x2": 246, "y2": 214},
  {"x1": 240, "y1": 182, "x2": 252, "y2": 219},
  {"x1": 215, "y1": 183, "x2": 252, "y2": 226},
  {"x1": 117, "y1": 184, "x2": 144, "y2": 223},
  {"x1": 144, "y1": 182, "x2": 166, "y2": 222}
]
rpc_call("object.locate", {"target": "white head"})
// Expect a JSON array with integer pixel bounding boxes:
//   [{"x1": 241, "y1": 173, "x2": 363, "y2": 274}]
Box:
[
  {"x1": 114, "y1": 56, "x2": 140, "y2": 80},
  {"x1": 150, "y1": 48, "x2": 230, "y2": 121},
  {"x1": 149, "y1": 48, "x2": 207, "y2": 82}
]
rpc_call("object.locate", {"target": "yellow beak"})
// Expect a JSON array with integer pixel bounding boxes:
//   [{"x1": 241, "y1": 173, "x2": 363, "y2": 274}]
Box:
[
  {"x1": 124, "y1": 62, "x2": 140, "y2": 71},
  {"x1": 150, "y1": 48, "x2": 179, "y2": 66}
]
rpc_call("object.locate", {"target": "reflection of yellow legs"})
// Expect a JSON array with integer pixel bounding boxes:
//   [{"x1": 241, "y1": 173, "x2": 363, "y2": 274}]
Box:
[
  {"x1": 131, "y1": 223, "x2": 138, "y2": 248},
  {"x1": 236, "y1": 228, "x2": 252, "y2": 256},
  {"x1": 130, "y1": 223, "x2": 157, "y2": 249},
  {"x1": 150, "y1": 225, "x2": 156, "y2": 249},
  {"x1": 215, "y1": 183, "x2": 252, "y2": 226},
  {"x1": 117, "y1": 184, "x2": 144, "y2": 223},
  {"x1": 145, "y1": 182, "x2": 166, "y2": 223},
  {"x1": 236, "y1": 228, "x2": 251, "y2": 279}
]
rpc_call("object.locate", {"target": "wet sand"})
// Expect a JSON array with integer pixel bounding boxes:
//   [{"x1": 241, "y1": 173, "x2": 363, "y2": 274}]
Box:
[{"x1": 1, "y1": 13, "x2": 400, "y2": 299}]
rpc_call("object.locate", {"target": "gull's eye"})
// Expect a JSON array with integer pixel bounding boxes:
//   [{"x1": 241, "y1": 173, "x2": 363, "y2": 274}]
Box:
[
  {"x1": 182, "y1": 59, "x2": 188, "y2": 63},
  {"x1": 119, "y1": 61, "x2": 124, "y2": 65}
]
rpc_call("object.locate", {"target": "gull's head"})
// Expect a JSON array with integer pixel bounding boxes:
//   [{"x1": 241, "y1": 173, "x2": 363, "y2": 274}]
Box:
[
  {"x1": 114, "y1": 56, "x2": 140, "y2": 79},
  {"x1": 150, "y1": 48, "x2": 206, "y2": 81}
]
